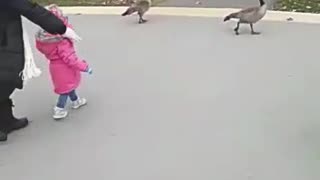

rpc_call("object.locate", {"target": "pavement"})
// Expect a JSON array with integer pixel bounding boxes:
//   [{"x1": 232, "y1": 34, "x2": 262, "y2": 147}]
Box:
[
  {"x1": 158, "y1": 0, "x2": 277, "y2": 9},
  {"x1": 0, "y1": 14, "x2": 320, "y2": 180}
]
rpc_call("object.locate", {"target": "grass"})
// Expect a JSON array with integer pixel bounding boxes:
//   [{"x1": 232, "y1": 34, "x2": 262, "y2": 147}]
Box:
[{"x1": 274, "y1": 0, "x2": 320, "y2": 13}]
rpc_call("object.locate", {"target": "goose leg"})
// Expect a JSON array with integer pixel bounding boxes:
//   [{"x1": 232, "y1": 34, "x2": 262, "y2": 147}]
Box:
[
  {"x1": 234, "y1": 22, "x2": 240, "y2": 35},
  {"x1": 138, "y1": 12, "x2": 147, "y2": 24},
  {"x1": 250, "y1": 23, "x2": 260, "y2": 35}
]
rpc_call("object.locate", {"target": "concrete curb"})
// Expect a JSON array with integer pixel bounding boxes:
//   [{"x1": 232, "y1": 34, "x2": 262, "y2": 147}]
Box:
[{"x1": 60, "y1": 6, "x2": 320, "y2": 24}]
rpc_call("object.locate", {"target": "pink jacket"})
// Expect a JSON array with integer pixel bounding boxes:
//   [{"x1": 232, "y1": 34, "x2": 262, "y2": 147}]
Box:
[
  {"x1": 35, "y1": 5, "x2": 88, "y2": 94},
  {"x1": 36, "y1": 39, "x2": 88, "y2": 94}
]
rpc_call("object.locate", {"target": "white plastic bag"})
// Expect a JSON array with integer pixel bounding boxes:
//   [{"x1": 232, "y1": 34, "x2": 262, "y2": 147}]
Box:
[{"x1": 20, "y1": 16, "x2": 41, "y2": 85}]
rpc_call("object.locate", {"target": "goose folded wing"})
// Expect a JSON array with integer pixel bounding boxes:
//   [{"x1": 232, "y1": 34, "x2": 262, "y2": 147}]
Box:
[{"x1": 238, "y1": 6, "x2": 259, "y2": 14}]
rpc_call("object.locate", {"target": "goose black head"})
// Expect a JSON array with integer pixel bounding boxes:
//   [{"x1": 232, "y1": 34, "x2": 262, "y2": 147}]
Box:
[{"x1": 259, "y1": 0, "x2": 265, "y2": 6}]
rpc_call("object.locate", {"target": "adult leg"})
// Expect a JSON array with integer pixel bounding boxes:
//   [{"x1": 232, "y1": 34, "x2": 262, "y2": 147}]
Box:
[
  {"x1": 0, "y1": 84, "x2": 28, "y2": 141},
  {"x1": 6, "y1": 98, "x2": 29, "y2": 133},
  {"x1": 0, "y1": 84, "x2": 14, "y2": 131},
  {"x1": 0, "y1": 89, "x2": 12, "y2": 141}
]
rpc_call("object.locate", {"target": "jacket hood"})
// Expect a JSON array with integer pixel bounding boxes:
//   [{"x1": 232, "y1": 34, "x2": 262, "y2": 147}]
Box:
[{"x1": 35, "y1": 4, "x2": 71, "y2": 43}]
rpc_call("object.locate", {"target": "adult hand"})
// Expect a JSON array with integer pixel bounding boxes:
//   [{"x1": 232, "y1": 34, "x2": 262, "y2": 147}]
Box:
[{"x1": 63, "y1": 27, "x2": 82, "y2": 41}]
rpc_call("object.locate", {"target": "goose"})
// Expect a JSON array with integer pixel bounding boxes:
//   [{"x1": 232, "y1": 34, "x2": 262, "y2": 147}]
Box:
[
  {"x1": 122, "y1": 0, "x2": 152, "y2": 24},
  {"x1": 223, "y1": 0, "x2": 267, "y2": 35}
]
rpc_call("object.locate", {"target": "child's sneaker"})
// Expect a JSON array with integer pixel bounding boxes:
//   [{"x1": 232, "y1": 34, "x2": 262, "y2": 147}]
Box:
[
  {"x1": 71, "y1": 98, "x2": 87, "y2": 109},
  {"x1": 53, "y1": 107, "x2": 68, "y2": 120}
]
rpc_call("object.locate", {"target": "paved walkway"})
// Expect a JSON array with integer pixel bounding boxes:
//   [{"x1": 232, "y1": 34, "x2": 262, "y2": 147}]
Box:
[
  {"x1": 158, "y1": 0, "x2": 277, "y2": 9},
  {"x1": 0, "y1": 15, "x2": 319, "y2": 180}
]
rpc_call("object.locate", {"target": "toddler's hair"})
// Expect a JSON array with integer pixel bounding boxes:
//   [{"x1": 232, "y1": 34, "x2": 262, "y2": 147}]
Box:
[
  {"x1": 45, "y1": 4, "x2": 69, "y2": 26},
  {"x1": 35, "y1": 4, "x2": 73, "y2": 42}
]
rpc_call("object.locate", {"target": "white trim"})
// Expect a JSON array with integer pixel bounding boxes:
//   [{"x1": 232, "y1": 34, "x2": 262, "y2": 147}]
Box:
[{"x1": 60, "y1": 6, "x2": 320, "y2": 24}]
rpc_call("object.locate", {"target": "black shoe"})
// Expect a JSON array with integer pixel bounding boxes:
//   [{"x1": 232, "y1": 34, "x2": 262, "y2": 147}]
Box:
[
  {"x1": 0, "y1": 131, "x2": 8, "y2": 142},
  {"x1": 5, "y1": 99, "x2": 29, "y2": 133},
  {"x1": 7, "y1": 117, "x2": 29, "y2": 133}
]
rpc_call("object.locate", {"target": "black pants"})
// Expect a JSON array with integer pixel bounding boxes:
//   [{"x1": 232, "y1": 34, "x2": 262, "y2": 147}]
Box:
[{"x1": 0, "y1": 83, "x2": 15, "y2": 131}]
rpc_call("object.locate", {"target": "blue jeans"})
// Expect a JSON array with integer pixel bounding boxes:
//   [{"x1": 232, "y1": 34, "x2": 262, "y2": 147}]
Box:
[{"x1": 56, "y1": 90, "x2": 78, "y2": 108}]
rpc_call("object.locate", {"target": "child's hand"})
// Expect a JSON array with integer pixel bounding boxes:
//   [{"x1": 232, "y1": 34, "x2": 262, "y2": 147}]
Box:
[{"x1": 85, "y1": 67, "x2": 93, "y2": 75}]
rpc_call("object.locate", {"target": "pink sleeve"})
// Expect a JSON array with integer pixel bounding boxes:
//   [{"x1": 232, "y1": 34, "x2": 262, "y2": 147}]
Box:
[{"x1": 57, "y1": 41, "x2": 88, "y2": 71}]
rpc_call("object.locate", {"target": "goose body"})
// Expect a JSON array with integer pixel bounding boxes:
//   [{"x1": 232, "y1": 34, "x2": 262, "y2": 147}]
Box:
[
  {"x1": 122, "y1": 0, "x2": 152, "y2": 24},
  {"x1": 224, "y1": 0, "x2": 267, "y2": 35}
]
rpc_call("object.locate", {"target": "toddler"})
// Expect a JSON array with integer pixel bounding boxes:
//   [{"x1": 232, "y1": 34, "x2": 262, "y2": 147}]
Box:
[{"x1": 35, "y1": 4, "x2": 92, "y2": 120}]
